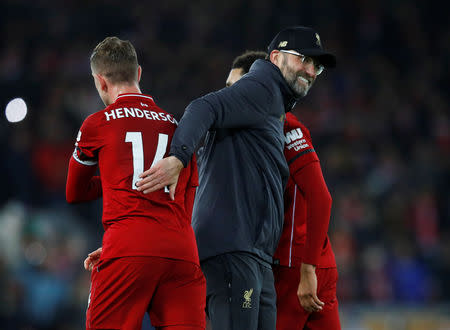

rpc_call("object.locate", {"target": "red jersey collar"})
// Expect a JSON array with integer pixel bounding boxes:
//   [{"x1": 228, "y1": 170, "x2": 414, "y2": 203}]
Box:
[{"x1": 115, "y1": 93, "x2": 155, "y2": 105}]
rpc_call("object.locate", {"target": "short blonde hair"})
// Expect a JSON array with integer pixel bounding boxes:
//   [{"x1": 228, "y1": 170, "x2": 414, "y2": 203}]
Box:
[{"x1": 90, "y1": 36, "x2": 138, "y2": 84}]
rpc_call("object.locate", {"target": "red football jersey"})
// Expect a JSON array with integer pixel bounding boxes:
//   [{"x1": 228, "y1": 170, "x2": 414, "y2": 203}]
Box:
[
  {"x1": 274, "y1": 112, "x2": 336, "y2": 268},
  {"x1": 73, "y1": 93, "x2": 199, "y2": 264}
]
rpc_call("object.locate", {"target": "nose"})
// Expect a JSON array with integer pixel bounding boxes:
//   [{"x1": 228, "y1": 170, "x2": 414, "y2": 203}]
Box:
[{"x1": 304, "y1": 62, "x2": 317, "y2": 78}]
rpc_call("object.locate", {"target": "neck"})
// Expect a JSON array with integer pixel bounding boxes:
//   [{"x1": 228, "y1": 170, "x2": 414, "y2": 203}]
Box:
[{"x1": 109, "y1": 83, "x2": 142, "y2": 103}]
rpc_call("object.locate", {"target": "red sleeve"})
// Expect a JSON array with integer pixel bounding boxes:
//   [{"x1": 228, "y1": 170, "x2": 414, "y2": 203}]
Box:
[
  {"x1": 292, "y1": 161, "x2": 332, "y2": 266},
  {"x1": 73, "y1": 114, "x2": 102, "y2": 166},
  {"x1": 66, "y1": 157, "x2": 102, "y2": 203},
  {"x1": 184, "y1": 155, "x2": 199, "y2": 220},
  {"x1": 66, "y1": 114, "x2": 104, "y2": 203}
]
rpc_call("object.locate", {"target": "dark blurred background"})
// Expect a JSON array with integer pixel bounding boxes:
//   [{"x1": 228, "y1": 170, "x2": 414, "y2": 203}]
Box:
[{"x1": 0, "y1": 0, "x2": 448, "y2": 329}]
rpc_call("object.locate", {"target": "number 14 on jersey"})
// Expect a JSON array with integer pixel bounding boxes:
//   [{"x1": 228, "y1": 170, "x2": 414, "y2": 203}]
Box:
[{"x1": 125, "y1": 132, "x2": 169, "y2": 192}]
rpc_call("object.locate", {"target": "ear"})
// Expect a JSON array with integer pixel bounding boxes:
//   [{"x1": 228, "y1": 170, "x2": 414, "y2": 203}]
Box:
[
  {"x1": 94, "y1": 73, "x2": 108, "y2": 92},
  {"x1": 137, "y1": 65, "x2": 142, "y2": 82},
  {"x1": 270, "y1": 50, "x2": 283, "y2": 67}
]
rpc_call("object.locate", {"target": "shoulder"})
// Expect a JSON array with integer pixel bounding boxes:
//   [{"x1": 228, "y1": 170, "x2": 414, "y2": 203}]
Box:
[
  {"x1": 204, "y1": 74, "x2": 273, "y2": 108},
  {"x1": 284, "y1": 112, "x2": 311, "y2": 137},
  {"x1": 246, "y1": 60, "x2": 279, "y2": 86},
  {"x1": 153, "y1": 107, "x2": 178, "y2": 126},
  {"x1": 248, "y1": 59, "x2": 277, "y2": 76},
  {"x1": 74, "y1": 108, "x2": 107, "y2": 148},
  {"x1": 80, "y1": 107, "x2": 106, "y2": 128}
]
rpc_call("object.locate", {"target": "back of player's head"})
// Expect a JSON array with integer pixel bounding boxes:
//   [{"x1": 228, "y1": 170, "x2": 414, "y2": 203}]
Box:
[
  {"x1": 90, "y1": 37, "x2": 139, "y2": 85},
  {"x1": 231, "y1": 51, "x2": 268, "y2": 74}
]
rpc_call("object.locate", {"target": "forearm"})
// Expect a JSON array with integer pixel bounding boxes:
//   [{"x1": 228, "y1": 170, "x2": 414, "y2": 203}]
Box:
[
  {"x1": 170, "y1": 80, "x2": 270, "y2": 166},
  {"x1": 294, "y1": 161, "x2": 332, "y2": 265},
  {"x1": 170, "y1": 98, "x2": 217, "y2": 167}
]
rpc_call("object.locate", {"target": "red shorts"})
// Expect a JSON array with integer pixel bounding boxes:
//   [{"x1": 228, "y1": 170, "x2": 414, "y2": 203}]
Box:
[
  {"x1": 86, "y1": 256, "x2": 206, "y2": 330},
  {"x1": 273, "y1": 265, "x2": 340, "y2": 330}
]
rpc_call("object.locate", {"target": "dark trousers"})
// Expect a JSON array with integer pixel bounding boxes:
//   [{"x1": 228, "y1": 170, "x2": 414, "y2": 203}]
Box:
[{"x1": 201, "y1": 252, "x2": 276, "y2": 330}]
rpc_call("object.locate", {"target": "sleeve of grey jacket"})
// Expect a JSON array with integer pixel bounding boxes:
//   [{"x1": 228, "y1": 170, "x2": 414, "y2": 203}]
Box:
[{"x1": 169, "y1": 78, "x2": 273, "y2": 167}]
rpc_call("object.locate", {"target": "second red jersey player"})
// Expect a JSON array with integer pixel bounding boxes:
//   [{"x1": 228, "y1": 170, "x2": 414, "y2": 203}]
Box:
[
  {"x1": 273, "y1": 112, "x2": 341, "y2": 330},
  {"x1": 66, "y1": 37, "x2": 205, "y2": 330}
]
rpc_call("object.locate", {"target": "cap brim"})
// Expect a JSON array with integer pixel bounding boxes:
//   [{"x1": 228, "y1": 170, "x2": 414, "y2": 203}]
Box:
[{"x1": 299, "y1": 48, "x2": 336, "y2": 68}]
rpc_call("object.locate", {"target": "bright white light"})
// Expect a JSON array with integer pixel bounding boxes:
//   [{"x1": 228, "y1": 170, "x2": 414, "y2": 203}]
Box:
[{"x1": 5, "y1": 98, "x2": 27, "y2": 123}]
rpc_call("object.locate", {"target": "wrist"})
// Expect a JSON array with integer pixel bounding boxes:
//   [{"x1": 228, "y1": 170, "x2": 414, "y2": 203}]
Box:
[
  {"x1": 300, "y1": 263, "x2": 316, "y2": 274},
  {"x1": 168, "y1": 152, "x2": 188, "y2": 168},
  {"x1": 170, "y1": 155, "x2": 184, "y2": 170},
  {"x1": 169, "y1": 155, "x2": 184, "y2": 171}
]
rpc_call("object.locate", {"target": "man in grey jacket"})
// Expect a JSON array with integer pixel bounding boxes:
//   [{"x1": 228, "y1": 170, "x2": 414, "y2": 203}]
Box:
[{"x1": 136, "y1": 26, "x2": 335, "y2": 330}]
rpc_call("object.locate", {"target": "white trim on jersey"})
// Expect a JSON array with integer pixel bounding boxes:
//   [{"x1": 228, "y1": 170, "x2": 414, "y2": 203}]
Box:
[
  {"x1": 288, "y1": 185, "x2": 297, "y2": 267},
  {"x1": 116, "y1": 93, "x2": 154, "y2": 100},
  {"x1": 72, "y1": 149, "x2": 97, "y2": 166}
]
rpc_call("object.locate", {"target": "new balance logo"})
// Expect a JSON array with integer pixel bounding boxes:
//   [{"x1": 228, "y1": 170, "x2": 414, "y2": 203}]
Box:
[
  {"x1": 242, "y1": 288, "x2": 253, "y2": 308},
  {"x1": 140, "y1": 102, "x2": 149, "y2": 107},
  {"x1": 315, "y1": 33, "x2": 322, "y2": 47}
]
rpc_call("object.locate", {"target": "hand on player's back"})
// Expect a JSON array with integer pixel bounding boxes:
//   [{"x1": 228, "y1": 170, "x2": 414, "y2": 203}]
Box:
[{"x1": 136, "y1": 156, "x2": 184, "y2": 200}]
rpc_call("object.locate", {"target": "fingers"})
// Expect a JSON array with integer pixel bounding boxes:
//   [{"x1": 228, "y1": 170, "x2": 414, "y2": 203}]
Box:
[
  {"x1": 138, "y1": 166, "x2": 157, "y2": 179},
  {"x1": 143, "y1": 182, "x2": 168, "y2": 194},
  {"x1": 169, "y1": 183, "x2": 177, "y2": 200},
  {"x1": 136, "y1": 174, "x2": 172, "y2": 195},
  {"x1": 297, "y1": 288, "x2": 324, "y2": 313},
  {"x1": 84, "y1": 247, "x2": 102, "y2": 271},
  {"x1": 136, "y1": 165, "x2": 162, "y2": 193},
  {"x1": 136, "y1": 168, "x2": 169, "y2": 194},
  {"x1": 88, "y1": 247, "x2": 102, "y2": 257},
  {"x1": 136, "y1": 175, "x2": 162, "y2": 193},
  {"x1": 308, "y1": 293, "x2": 324, "y2": 312},
  {"x1": 84, "y1": 257, "x2": 95, "y2": 271},
  {"x1": 313, "y1": 294, "x2": 325, "y2": 307},
  {"x1": 84, "y1": 257, "x2": 90, "y2": 271},
  {"x1": 299, "y1": 293, "x2": 323, "y2": 313},
  {"x1": 84, "y1": 256, "x2": 100, "y2": 272},
  {"x1": 135, "y1": 157, "x2": 183, "y2": 195}
]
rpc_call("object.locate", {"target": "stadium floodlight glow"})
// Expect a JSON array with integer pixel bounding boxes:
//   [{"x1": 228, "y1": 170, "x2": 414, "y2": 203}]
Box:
[{"x1": 5, "y1": 97, "x2": 28, "y2": 123}]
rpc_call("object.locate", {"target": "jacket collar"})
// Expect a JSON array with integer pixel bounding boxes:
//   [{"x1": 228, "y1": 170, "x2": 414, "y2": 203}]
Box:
[{"x1": 250, "y1": 59, "x2": 298, "y2": 112}]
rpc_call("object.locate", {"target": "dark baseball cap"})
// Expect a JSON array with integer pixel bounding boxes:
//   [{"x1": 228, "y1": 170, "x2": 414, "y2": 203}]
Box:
[{"x1": 268, "y1": 26, "x2": 336, "y2": 68}]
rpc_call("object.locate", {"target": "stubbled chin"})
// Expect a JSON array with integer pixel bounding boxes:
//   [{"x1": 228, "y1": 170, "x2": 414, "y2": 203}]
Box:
[
  {"x1": 294, "y1": 84, "x2": 309, "y2": 97},
  {"x1": 296, "y1": 82, "x2": 309, "y2": 92}
]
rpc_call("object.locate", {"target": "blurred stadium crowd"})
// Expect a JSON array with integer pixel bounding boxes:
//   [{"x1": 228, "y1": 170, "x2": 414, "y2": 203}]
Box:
[{"x1": 0, "y1": 1, "x2": 448, "y2": 329}]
